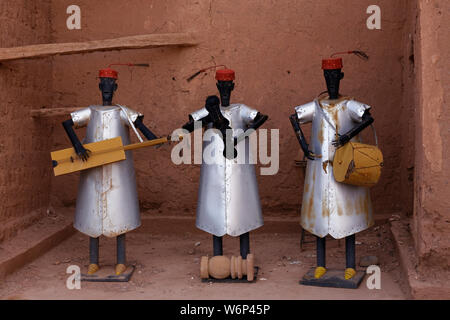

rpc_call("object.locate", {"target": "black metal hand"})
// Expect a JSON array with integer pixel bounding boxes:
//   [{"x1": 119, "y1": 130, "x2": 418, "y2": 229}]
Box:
[
  {"x1": 74, "y1": 141, "x2": 91, "y2": 161},
  {"x1": 332, "y1": 133, "x2": 351, "y2": 148},
  {"x1": 222, "y1": 130, "x2": 238, "y2": 160},
  {"x1": 332, "y1": 110, "x2": 374, "y2": 148}
]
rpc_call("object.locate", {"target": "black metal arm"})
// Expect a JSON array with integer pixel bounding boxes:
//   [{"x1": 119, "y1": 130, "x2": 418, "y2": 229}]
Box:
[
  {"x1": 134, "y1": 116, "x2": 158, "y2": 140},
  {"x1": 332, "y1": 110, "x2": 374, "y2": 147},
  {"x1": 249, "y1": 113, "x2": 268, "y2": 131},
  {"x1": 181, "y1": 107, "x2": 236, "y2": 158},
  {"x1": 234, "y1": 112, "x2": 268, "y2": 146},
  {"x1": 181, "y1": 113, "x2": 213, "y2": 133},
  {"x1": 204, "y1": 96, "x2": 238, "y2": 159},
  {"x1": 62, "y1": 119, "x2": 90, "y2": 161},
  {"x1": 181, "y1": 96, "x2": 221, "y2": 133},
  {"x1": 289, "y1": 114, "x2": 316, "y2": 160},
  {"x1": 204, "y1": 96, "x2": 232, "y2": 141},
  {"x1": 184, "y1": 96, "x2": 271, "y2": 159},
  {"x1": 181, "y1": 117, "x2": 196, "y2": 133}
]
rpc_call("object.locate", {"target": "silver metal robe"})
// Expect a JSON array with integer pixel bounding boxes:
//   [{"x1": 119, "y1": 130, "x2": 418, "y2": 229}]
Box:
[
  {"x1": 190, "y1": 103, "x2": 263, "y2": 237},
  {"x1": 70, "y1": 105, "x2": 142, "y2": 238},
  {"x1": 296, "y1": 96, "x2": 374, "y2": 239}
]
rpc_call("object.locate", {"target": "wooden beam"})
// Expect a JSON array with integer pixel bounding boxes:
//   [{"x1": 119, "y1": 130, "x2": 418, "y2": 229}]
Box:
[
  {"x1": 0, "y1": 33, "x2": 197, "y2": 62},
  {"x1": 31, "y1": 108, "x2": 82, "y2": 118}
]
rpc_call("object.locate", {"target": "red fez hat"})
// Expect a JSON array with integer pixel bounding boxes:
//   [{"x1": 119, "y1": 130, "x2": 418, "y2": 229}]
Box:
[
  {"x1": 322, "y1": 57, "x2": 343, "y2": 70},
  {"x1": 99, "y1": 67, "x2": 118, "y2": 79},
  {"x1": 216, "y1": 68, "x2": 235, "y2": 81}
]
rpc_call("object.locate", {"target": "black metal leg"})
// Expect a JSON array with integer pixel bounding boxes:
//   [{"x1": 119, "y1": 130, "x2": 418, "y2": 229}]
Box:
[
  {"x1": 300, "y1": 228, "x2": 305, "y2": 251},
  {"x1": 240, "y1": 232, "x2": 250, "y2": 259},
  {"x1": 213, "y1": 235, "x2": 223, "y2": 256},
  {"x1": 117, "y1": 234, "x2": 126, "y2": 265},
  {"x1": 345, "y1": 234, "x2": 356, "y2": 269},
  {"x1": 89, "y1": 237, "x2": 99, "y2": 265},
  {"x1": 316, "y1": 236, "x2": 326, "y2": 267}
]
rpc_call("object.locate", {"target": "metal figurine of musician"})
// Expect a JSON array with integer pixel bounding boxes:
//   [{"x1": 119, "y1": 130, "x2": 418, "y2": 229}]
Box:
[
  {"x1": 290, "y1": 53, "x2": 375, "y2": 282},
  {"x1": 182, "y1": 68, "x2": 268, "y2": 263},
  {"x1": 62, "y1": 66, "x2": 159, "y2": 276}
]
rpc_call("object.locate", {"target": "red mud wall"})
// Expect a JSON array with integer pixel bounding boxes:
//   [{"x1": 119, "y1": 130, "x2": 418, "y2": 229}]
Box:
[
  {"x1": 399, "y1": 1, "x2": 417, "y2": 219},
  {"x1": 0, "y1": 0, "x2": 53, "y2": 242},
  {"x1": 413, "y1": 0, "x2": 450, "y2": 271},
  {"x1": 49, "y1": 1, "x2": 409, "y2": 218}
]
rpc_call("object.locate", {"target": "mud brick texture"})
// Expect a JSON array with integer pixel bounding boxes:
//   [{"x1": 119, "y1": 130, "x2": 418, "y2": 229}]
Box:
[{"x1": 0, "y1": 0, "x2": 53, "y2": 242}]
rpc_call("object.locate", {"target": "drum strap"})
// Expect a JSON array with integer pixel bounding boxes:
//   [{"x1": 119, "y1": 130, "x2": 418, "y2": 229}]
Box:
[
  {"x1": 116, "y1": 104, "x2": 144, "y2": 143},
  {"x1": 315, "y1": 98, "x2": 337, "y2": 131}
]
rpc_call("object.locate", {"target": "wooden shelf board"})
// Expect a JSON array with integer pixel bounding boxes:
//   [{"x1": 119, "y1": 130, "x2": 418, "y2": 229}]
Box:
[
  {"x1": 31, "y1": 108, "x2": 82, "y2": 118},
  {"x1": 0, "y1": 33, "x2": 197, "y2": 62}
]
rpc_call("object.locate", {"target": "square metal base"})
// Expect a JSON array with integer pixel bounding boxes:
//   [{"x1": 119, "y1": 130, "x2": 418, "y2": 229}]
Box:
[
  {"x1": 299, "y1": 267, "x2": 365, "y2": 289},
  {"x1": 201, "y1": 266, "x2": 259, "y2": 283},
  {"x1": 81, "y1": 264, "x2": 136, "y2": 283}
]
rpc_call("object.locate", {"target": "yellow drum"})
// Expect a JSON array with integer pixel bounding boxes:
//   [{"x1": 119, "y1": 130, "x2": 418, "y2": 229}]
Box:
[{"x1": 333, "y1": 142, "x2": 383, "y2": 187}]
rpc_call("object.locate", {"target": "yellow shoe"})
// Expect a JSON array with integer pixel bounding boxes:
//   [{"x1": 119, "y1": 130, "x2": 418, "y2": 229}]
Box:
[
  {"x1": 87, "y1": 263, "x2": 99, "y2": 275},
  {"x1": 115, "y1": 264, "x2": 127, "y2": 275},
  {"x1": 345, "y1": 268, "x2": 356, "y2": 280},
  {"x1": 314, "y1": 266, "x2": 327, "y2": 279}
]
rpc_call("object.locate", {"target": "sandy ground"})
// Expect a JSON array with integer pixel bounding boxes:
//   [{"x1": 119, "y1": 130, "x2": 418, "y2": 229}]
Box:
[{"x1": 0, "y1": 217, "x2": 408, "y2": 300}]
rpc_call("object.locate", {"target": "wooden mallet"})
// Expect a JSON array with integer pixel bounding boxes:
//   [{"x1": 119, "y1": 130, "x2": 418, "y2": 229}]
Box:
[{"x1": 200, "y1": 254, "x2": 255, "y2": 281}]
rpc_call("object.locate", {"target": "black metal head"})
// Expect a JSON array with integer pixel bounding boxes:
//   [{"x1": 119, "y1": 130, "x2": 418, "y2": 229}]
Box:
[
  {"x1": 216, "y1": 80, "x2": 235, "y2": 107},
  {"x1": 323, "y1": 69, "x2": 344, "y2": 100},
  {"x1": 99, "y1": 77, "x2": 118, "y2": 106}
]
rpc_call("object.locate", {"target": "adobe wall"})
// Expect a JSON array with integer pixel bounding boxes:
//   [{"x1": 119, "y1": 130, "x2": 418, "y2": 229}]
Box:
[
  {"x1": 413, "y1": 0, "x2": 449, "y2": 271},
  {"x1": 399, "y1": 0, "x2": 417, "y2": 219},
  {"x1": 0, "y1": 0, "x2": 53, "y2": 242},
  {"x1": 49, "y1": 0, "x2": 410, "y2": 218}
]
